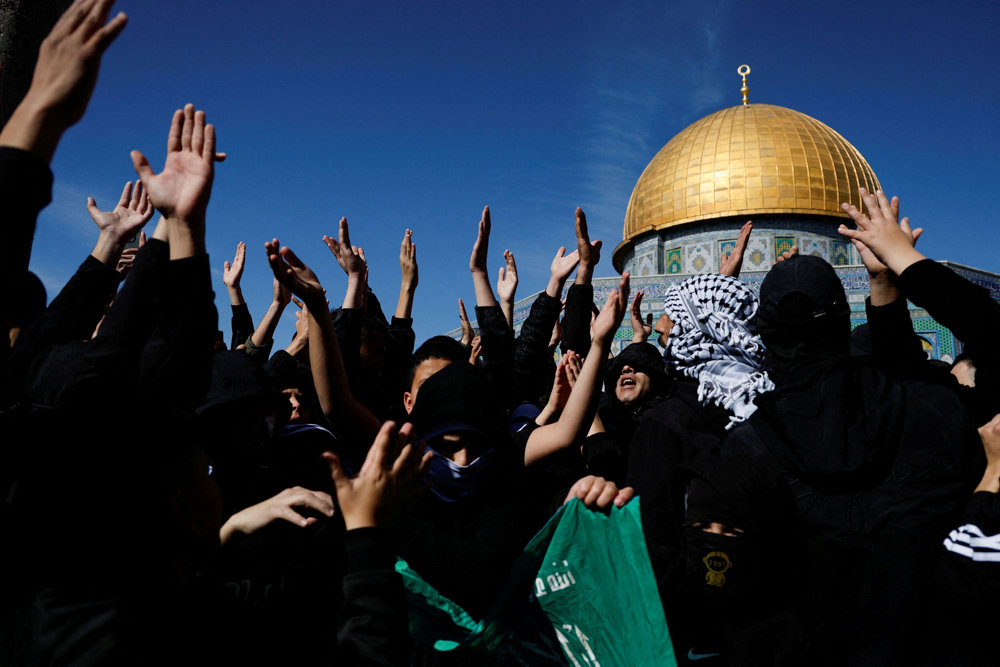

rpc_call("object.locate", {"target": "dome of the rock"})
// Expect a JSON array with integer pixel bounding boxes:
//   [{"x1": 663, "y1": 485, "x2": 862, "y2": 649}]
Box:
[{"x1": 613, "y1": 103, "x2": 881, "y2": 271}]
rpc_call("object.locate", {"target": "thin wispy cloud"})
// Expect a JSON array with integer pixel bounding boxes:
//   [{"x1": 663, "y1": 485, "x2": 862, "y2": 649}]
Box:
[{"x1": 577, "y1": 0, "x2": 734, "y2": 248}]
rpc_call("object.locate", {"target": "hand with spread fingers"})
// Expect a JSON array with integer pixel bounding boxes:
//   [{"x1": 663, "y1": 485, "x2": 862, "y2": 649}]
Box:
[
  {"x1": 131, "y1": 104, "x2": 226, "y2": 231},
  {"x1": 88, "y1": 180, "x2": 154, "y2": 266},
  {"x1": 839, "y1": 187, "x2": 926, "y2": 276},
  {"x1": 323, "y1": 421, "x2": 432, "y2": 530},
  {"x1": 0, "y1": 0, "x2": 128, "y2": 161}
]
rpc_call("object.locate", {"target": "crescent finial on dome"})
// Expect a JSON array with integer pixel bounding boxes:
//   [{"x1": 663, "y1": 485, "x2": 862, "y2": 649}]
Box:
[{"x1": 738, "y1": 64, "x2": 750, "y2": 106}]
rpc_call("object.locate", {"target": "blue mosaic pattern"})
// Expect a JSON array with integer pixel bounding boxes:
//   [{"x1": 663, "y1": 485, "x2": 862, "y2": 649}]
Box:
[
  {"x1": 831, "y1": 240, "x2": 851, "y2": 266},
  {"x1": 666, "y1": 247, "x2": 682, "y2": 274},
  {"x1": 774, "y1": 236, "x2": 796, "y2": 257}
]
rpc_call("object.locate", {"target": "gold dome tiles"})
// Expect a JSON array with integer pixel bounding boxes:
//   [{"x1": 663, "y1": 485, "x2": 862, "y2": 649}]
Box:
[{"x1": 622, "y1": 104, "x2": 881, "y2": 242}]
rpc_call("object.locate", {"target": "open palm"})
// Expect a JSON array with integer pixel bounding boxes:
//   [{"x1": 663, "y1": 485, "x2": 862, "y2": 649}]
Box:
[{"x1": 131, "y1": 104, "x2": 224, "y2": 223}]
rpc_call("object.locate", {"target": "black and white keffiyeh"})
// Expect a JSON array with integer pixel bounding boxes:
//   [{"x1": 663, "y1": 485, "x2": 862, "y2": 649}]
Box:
[{"x1": 662, "y1": 274, "x2": 773, "y2": 429}]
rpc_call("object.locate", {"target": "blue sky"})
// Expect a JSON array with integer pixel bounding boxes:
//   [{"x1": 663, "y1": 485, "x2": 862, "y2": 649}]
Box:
[{"x1": 29, "y1": 0, "x2": 1000, "y2": 346}]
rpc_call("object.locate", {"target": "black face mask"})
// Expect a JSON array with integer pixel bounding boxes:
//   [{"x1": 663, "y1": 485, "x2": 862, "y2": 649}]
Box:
[{"x1": 683, "y1": 527, "x2": 751, "y2": 606}]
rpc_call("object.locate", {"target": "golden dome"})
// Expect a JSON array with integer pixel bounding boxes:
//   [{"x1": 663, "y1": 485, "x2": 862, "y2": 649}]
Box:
[{"x1": 620, "y1": 103, "x2": 881, "y2": 244}]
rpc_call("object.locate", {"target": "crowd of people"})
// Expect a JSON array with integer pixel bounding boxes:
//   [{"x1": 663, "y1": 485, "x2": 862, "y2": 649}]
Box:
[{"x1": 2, "y1": 2, "x2": 999, "y2": 665}]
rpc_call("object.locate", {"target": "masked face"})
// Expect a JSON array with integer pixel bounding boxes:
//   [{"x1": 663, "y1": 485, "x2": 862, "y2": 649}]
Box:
[{"x1": 424, "y1": 432, "x2": 495, "y2": 503}]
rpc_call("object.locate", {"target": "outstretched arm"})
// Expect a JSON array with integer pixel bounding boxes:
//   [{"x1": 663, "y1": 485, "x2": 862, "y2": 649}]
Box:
[
  {"x1": 0, "y1": 0, "x2": 127, "y2": 163},
  {"x1": 525, "y1": 273, "x2": 629, "y2": 466},
  {"x1": 395, "y1": 229, "x2": 418, "y2": 320},
  {"x1": 245, "y1": 277, "x2": 291, "y2": 359},
  {"x1": 469, "y1": 206, "x2": 498, "y2": 307},
  {"x1": 266, "y1": 239, "x2": 380, "y2": 443},
  {"x1": 497, "y1": 249, "x2": 518, "y2": 329},
  {"x1": 87, "y1": 180, "x2": 153, "y2": 268},
  {"x1": 323, "y1": 217, "x2": 367, "y2": 309}
]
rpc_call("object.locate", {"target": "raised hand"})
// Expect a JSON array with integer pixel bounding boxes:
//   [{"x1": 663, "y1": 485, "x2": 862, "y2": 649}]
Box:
[
  {"x1": 265, "y1": 239, "x2": 325, "y2": 309},
  {"x1": 395, "y1": 228, "x2": 419, "y2": 319},
  {"x1": 497, "y1": 250, "x2": 518, "y2": 302},
  {"x1": 88, "y1": 180, "x2": 153, "y2": 240},
  {"x1": 574, "y1": 207, "x2": 602, "y2": 284},
  {"x1": 0, "y1": 0, "x2": 128, "y2": 161},
  {"x1": 458, "y1": 298, "x2": 474, "y2": 346},
  {"x1": 839, "y1": 188, "x2": 925, "y2": 276},
  {"x1": 223, "y1": 241, "x2": 246, "y2": 289},
  {"x1": 497, "y1": 249, "x2": 518, "y2": 328},
  {"x1": 87, "y1": 179, "x2": 154, "y2": 266},
  {"x1": 131, "y1": 104, "x2": 225, "y2": 258},
  {"x1": 323, "y1": 217, "x2": 367, "y2": 278},
  {"x1": 468, "y1": 335, "x2": 483, "y2": 366},
  {"x1": 399, "y1": 228, "x2": 418, "y2": 289},
  {"x1": 323, "y1": 421, "x2": 432, "y2": 530},
  {"x1": 630, "y1": 291, "x2": 652, "y2": 343},
  {"x1": 220, "y1": 486, "x2": 335, "y2": 544},
  {"x1": 469, "y1": 206, "x2": 491, "y2": 275},
  {"x1": 720, "y1": 220, "x2": 752, "y2": 278},
  {"x1": 592, "y1": 273, "x2": 630, "y2": 345},
  {"x1": 550, "y1": 245, "x2": 580, "y2": 284}
]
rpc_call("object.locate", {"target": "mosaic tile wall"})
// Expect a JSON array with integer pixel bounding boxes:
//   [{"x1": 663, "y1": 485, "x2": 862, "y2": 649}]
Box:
[{"x1": 617, "y1": 215, "x2": 863, "y2": 277}]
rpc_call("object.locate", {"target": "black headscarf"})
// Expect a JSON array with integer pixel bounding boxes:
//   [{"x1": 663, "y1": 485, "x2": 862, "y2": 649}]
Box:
[{"x1": 757, "y1": 255, "x2": 850, "y2": 379}]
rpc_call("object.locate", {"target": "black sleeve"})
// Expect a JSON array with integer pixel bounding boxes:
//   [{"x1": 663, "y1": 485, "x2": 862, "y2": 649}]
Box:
[
  {"x1": 897, "y1": 259, "x2": 1000, "y2": 353},
  {"x1": 8, "y1": 256, "x2": 120, "y2": 393},
  {"x1": 513, "y1": 292, "x2": 562, "y2": 405},
  {"x1": 22, "y1": 239, "x2": 168, "y2": 408},
  {"x1": 475, "y1": 304, "x2": 515, "y2": 407},
  {"x1": 864, "y1": 296, "x2": 925, "y2": 373},
  {"x1": 230, "y1": 303, "x2": 254, "y2": 350},
  {"x1": 1, "y1": 146, "x2": 54, "y2": 272},
  {"x1": 333, "y1": 307, "x2": 369, "y2": 397},
  {"x1": 897, "y1": 259, "x2": 1000, "y2": 410},
  {"x1": 560, "y1": 283, "x2": 593, "y2": 355},
  {"x1": 939, "y1": 491, "x2": 1000, "y2": 597},
  {"x1": 337, "y1": 527, "x2": 411, "y2": 666},
  {"x1": 136, "y1": 253, "x2": 218, "y2": 410}
]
